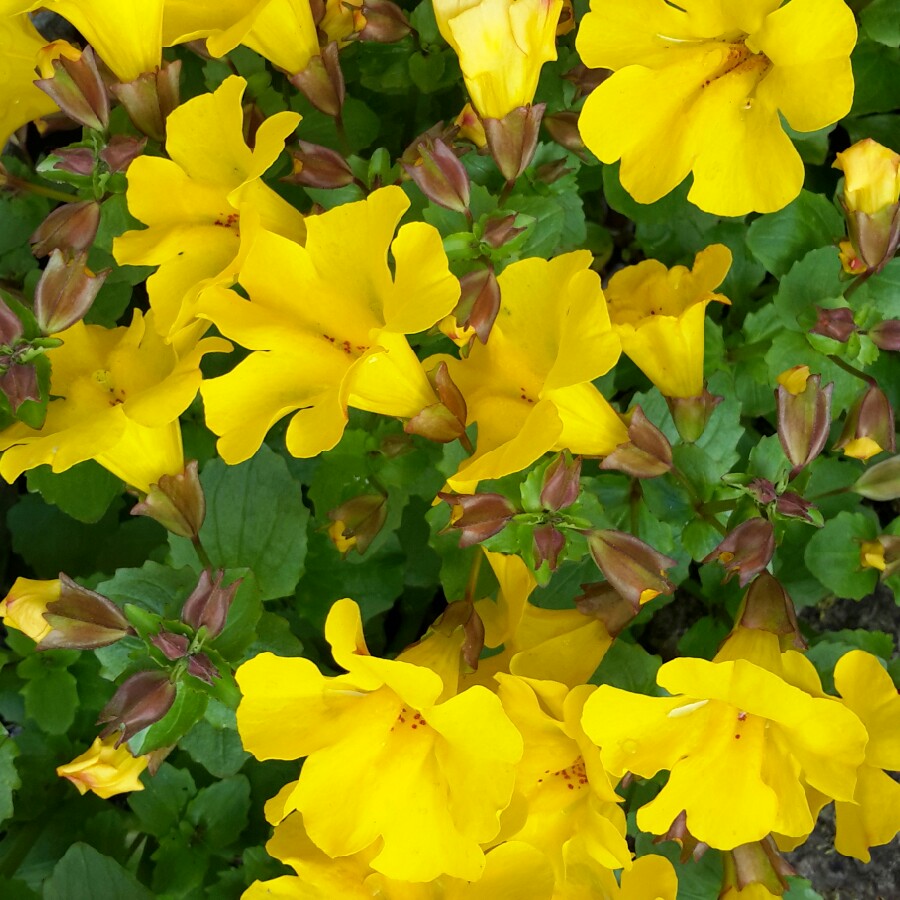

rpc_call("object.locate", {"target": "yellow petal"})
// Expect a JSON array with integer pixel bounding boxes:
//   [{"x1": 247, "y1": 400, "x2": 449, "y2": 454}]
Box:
[
  {"x1": 834, "y1": 765, "x2": 900, "y2": 862},
  {"x1": 620, "y1": 853, "x2": 679, "y2": 900}
]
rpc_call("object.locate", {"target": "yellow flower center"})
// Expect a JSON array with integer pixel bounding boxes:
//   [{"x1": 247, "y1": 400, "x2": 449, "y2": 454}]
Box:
[
  {"x1": 538, "y1": 755, "x2": 589, "y2": 791},
  {"x1": 320, "y1": 332, "x2": 371, "y2": 357},
  {"x1": 92, "y1": 369, "x2": 126, "y2": 406},
  {"x1": 213, "y1": 211, "x2": 241, "y2": 233},
  {"x1": 392, "y1": 706, "x2": 430, "y2": 732}
]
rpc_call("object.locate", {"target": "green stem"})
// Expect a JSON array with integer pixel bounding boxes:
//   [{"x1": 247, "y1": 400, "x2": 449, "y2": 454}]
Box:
[
  {"x1": 463, "y1": 550, "x2": 483, "y2": 605},
  {"x1": 4, "y1": 175, "x2": 78, "y2": 204},
  {"x1": 497, "y1": 179, "x2": 515, "y2": 207},
  {"x1": 828, "y1": 353, "x2": 876, "y2": 386},
  {"x1": 843, "y1": 268, "x2": 874, "y2": 300},
  {"x1": 191, "y1": 535, "x2": 214, "y2": 571}
]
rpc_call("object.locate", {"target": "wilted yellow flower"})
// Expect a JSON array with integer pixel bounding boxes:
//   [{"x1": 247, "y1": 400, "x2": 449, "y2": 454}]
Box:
[
  {"x1": 236, "y1": 598, "x2": 523, "y2": 882},
  {"x1": 605, "y1": 244, "x2": 731, "y2": 399},
  {"x1": 200, "y1": 185, "x2": 458, "y2": 464},
  {"x1": 0, "y1": 311, "x2": 229, "y2": 491},
  {"x1": 494, "y1": 675, "x2": 631, "y2": 881},
  {"x1": 433, "y1": 0, "x2": 563, "y2": 119},
  {"x1": 114, "y1": 75, "x2": 304, "y2": 340},
  {"x1": 582, "y1": 656, "x2": 867, "y2": 850},
  {"x1": 834, "y1": 139, "x2": 900, "y2": 216},
  {"x1": 57, "y1": 735, "x2": 148, "y2": 799},
  {"x1": 436, "y1": 252, "x2": 625, "y2": 493},
  {"x1": 832, "y1": 650, "x2": 900, "y2": 862},
  {"x1": 0, "y1": 10, "x2": 64, "y2": 148},
  {"x1": 577, "y1": 0, "x2": 857, "y2": 216},
  {"x1": 0, "y1": 577, "x2": 59, "y2": 643}
]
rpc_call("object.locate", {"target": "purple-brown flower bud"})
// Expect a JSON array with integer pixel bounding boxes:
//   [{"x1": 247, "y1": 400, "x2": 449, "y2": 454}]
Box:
[
  {"x1": 654, "y1": 811, "x2": 709, "y2": 864},
  {"x1": 481, "y1": 214, "x2": 525, "y2": 249},
  {"x1": 747, "y1": 477, "x2": 778, "y2": 505},
  {"x1": 38, "y1": 573, "x2": 132, "y2": 650},
  {"x1": 186, "y1": 653, "x2": 219, "y2": 684},
  {"x1": 34, "y1": 46, "x2": 109, "y2": 132},
  {"x1": 402, "y1": 137, "x2": 470, "y2": 214},
  {"x1": 810, "y1": 305, "x2": 857, "y2": 342},
  {"x1": 430, "y1": 600, "x2": 485, "y2": 671},
  {"x1": 722, "y1": 838, "x2": 795, "y2": 895},
  {"x1": 869, "y1": 319, "x2": 900, "y2": 352},
  {"x1": 130, "y1": 459, "x2": 206, "y2": 538},
  {"x1": 438, "y1": 491, "x2": 517, "y2": 548},
  {"x1": 734, "y1": 572, "x2": 806, "y2": 651},
  {"x1": 666, "y1": 387, "x2": 722, "y2": 444},
  {"x1": 0, "y1": 358, "x2": 39, "y2": 412},
  {"x1": 110, "y1": 60, "x2": 181, "y2": 142},
  {"x1": 353, "y1": 0, "x2": 412, "y2": 42},
  {"x1": 834, "y1": 384, "x2": 896, "y2": 461},
  {"x1": 52, "y1": 148, "x2": 95, "y2": 176},
  {"x1": 181, "y1": 569, "x2": 240, "y2": 639},
  {"x1": 482, "y1": 104, "x2": 545, "y2": 182},
  {"x1": 540, "y1": 453, "x2": 581, "y2": 511},
  {"x1": 97, "y1": 670, "x2": 176, "y2": 744},
  {"x1": 533, "y1": 524, "x2": 565, "y2": 572},
  {"x1": 452, "y1": 267, "x2": 500, "y2": 345},
  {"x1": 33, "y1": 250, "x2": 108, "y2": 335},
  {"x1": 543, "y1": 111, "x2": 585, "y2": 157},
  {"x1": 587, "y1": 529, "x2": 677, "y2": 610},
  {"x1": 574, "y1": 582, "x2": 639, "y2": 638},
  {"x1": 562, "y1": 63, "x2": 610, "y2": 100},
  {"x1": 99, "y1": 135, "x2": 147, "y2": 174},
  {"x1": 533, "y1": 159, "x2": 573, "y2": 185},
  {"x1": 327, "y1": 493, "x2": 388, "y2": 555},
  {"x1": 601, "y1": 405, "x2": 673, "y2": 478},
  {"x1": 30, "y1": 200, "x2": 100, "y2": 258},
  {"x1": 151, "y1": 631, "x2": 189, "y2": 660},
  {"x1": 405, "y1": 361, "x2": 470, "y2": 447},
  {"x1": 0, "y1": 296, "x2": 22, "y2": 346},
  {"x1": 774, "y1": 491, "x2": 817, "y2": 523},
  {"x1": 284, "y1": 140, "x2": 356, "y2": 189},
  {"x1": 776, "y1": 369, "x2": 833, "y2": 476},
  {"x1": 853, "y1": 454, "x2": 900, "y2": 500},
  {"x1": 702, "y1": 518, "x2": 775, "y2": 587},
  {"x1": 289, "y1": 43, "x2": 345, "y2": 118}
]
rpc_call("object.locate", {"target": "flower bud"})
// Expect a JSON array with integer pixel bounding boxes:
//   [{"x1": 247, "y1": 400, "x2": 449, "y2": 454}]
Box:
[
  {"x1": 859, "y1": 535, "x2": 900, "y2": 579},
  {"x1": 834, "y1": 384, "x2": 896, "y2": 461},
  {"x1": 0, "y1": 577, "x2": 59, "y2": 643},
  {"x1": 353, "y1": 0, "x2": 412, "y2": 42},
  {"x1": 405, "y1": 361, "x2": 470, "y2": 446},
  {"x1": 327, "y1": 493, "x2": 388, "y2": 555},
  {"x1": 834, "y1": 139, "x2": 900, "y2": 272},
  {"x1": 34, "y1": 45, "x2": 109, "y2": 132},
  {"x1": 481, "y1": 214, "x2": 525, "y2": 250},
  {"x1": 601, "y1": 406, "x2": 673, "y2": 477},
  {"x1": 110, "y1": 60, "x2": 181, "y2": 142},
  {"x1": 30, "y1": 200, "x2": 100, "y2": 258},
  {"x1": 702, "y1": 518, "x2": 775, "y2": 587},
  {"x1": 151, "y1": 631, "x2": 189, "y2": 660},
  {"x1": 774, "y1": 491, "x2": 817, "y2": 523},
  {"x1": 722, "y1": 838, "x2": 794, "y2": 896},
  {"x1": 51, "y1": 148, "x2": 95, "y2": 176},
  {"x1": 57, "y1": 735, "x2": 148, "y2": 799},
  {"x1": 810, "y1": 306, "x2": 856, "y2": 342},
  {"x1": 540, "y1": 453, "x2": 581, "y2": 510},
  {"x1": 543, "y1": 110, "x2": 585, "y2": 156},
  {"x1": 289, "y1": 43, "x2": 345, "y2": 117},
  {"x1": 852, "y1": 454, "x2": 900, "y2": 500},
  {"x1": 587, "y1": 530, "x2": 677, "y2": 610},
  {"x1": 186, "y1": 653, "x2": 219, "y2": 684},
  {"x1": 454, "y1": 103, "x2": 486, "y2": 148},
  {"x1": 452, "y1": 267, "x2": 500, "y2": 345},
  {"x1": 0, "y1": 358, "x2": 39, "y2": 412},
  {"x1": 181, "y1": 569, "x2": 240, "y2": 639},
  {"x1": 654, "y1": 811, "x2": 709, "y2": 864},
  {"x1": 838, "y1": 239, "x2": 867, "y2": 275},
  {"x1": 130, "y1": 459, "x2": 206, "y2": 538},
  {"x1": 39, "y1": 573, "x2": 132, "y2": 650},
  {"x1": 666, "y1": 388, "x2": 722, "y2": 444},
  {"x1": 438, "y1": 491, "x2": 517, "y2": 548},
  {"x1": 869, "y1": 319, "x2": 900, "y2": 351},
  {"x1": 533, "y1": 524, "x2": 565, "y2": 572},
  {"x1": 574, "y1": 582, "x2": 638, "y2": 638},
  {"x1": 284, "y1": 140, "x2": 356, "y2": 189},
  {"x1": 731, "y1": 571, "x2": 805, "y2": 652},
  {"x1": 776, "y1": 370, "x2": 833, "y2": 475},
  {"x1": 97, "y1": 670, "x2": 176, "y2": 744},
  {"x1": 533, "y1": 158, "x2": 572, "y2": 185},
  {"x1": 562, "y1": 63, "x2": 610, "y2": 100},
  {"x1": 402, "y1": 137, "x2": 470, "y2": 213},
  {"x1": 34, "y1": 249, "x2": 108, "y2": 334},
  {"x1": 0, "y1": 295, "x2": 22, "y2": 346},
  {"x1": 482, "y1": 104, "x2": 545, "y2": 182},
  {"x1": 99, "y1": 135, "x2": 147, "y2": 174}
]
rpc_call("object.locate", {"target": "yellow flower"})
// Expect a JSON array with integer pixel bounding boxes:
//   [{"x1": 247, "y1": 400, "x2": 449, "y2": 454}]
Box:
[
  {"x1": 581, "y1": 656, "x2": 868, "y2": 850},
  {"x1": 433, "y1": 0, "x2": 563, "y2": 119},
  {"x1": 859, "y1": 539, "x2": 886, "y2": 572},
  {"x1": 554, "y1": 849, "x2": 678, "y2": 900},
  {"x1": 113, "y1": 75, "x2": 303, "y2": 340},
  {"x1": 0, "y1": 311, "x2": 229, "y2": 492},
  {"x1": 834, "y1": 139, "x2": 900, "y2": 216},
  {"x1": 36, "y1": 0, "x2": 165, "y2": 82},
  {"x1": 235, "y1": 598, "x2": 523, "y2": 882},
  {"x1": 199, "y1": 185, "x2": 458, "y2": 464},
  {"x1": 577, "y1": 0, "x2": 857, "y2": 215},
  {"x1": 494, "y1": 675, "x2": 631, "y2": 881},
  {"x1": 0, "y1": 10, "x2": 64, "y2": 148},
  {"x1": 832, "y1": 650, "x2": 900, "y2": 862},
  {"x1": 776, "y1": 365, "x2": 810, "y2": 396},
  {"x1": 57, "y1": 735, "x2": 148, "y2": 799},
  {"x1": 604, "y1": 244, "x2": 731, "y2": 399},
  {"x1": 436, "y1": 252, "x2": 625, "y2": 493},
  {"x1": 0, "y1": 577, "x2": 59, "y2": 643}
]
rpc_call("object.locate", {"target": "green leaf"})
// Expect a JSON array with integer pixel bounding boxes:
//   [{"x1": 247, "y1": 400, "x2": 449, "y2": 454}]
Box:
[
  {"x1": 186, "y1": 775, "x2": 251, "y2": 851},
  {"x1": 25, "y1": 462, "x2": 122, "y2": 524},
  {"x1": 130, "y1": 682, "x2": 208, "y2": 754},
  {"x1": 0, "y1": 730, "x2": 21, "y2": 824},
  {"x1": 591, "y1": 640, "x2": 661, "y2": 695},
  {"x1": 128, "y1": 763, "x2": 196, "y2": 838},
  {"x1": 96, "y1": 562, "x2": 197, "y2": 618},
  {"x1": 44, "y1": 843, "x2": 153, "y2": 900},
  {"x1": 850, "y1": 40, "x2": 900, "y2": 116},
  {"x1": 861, "y1": 0, "x2": 900, "y2": 48},
  {"x1": 21, "y1": 666, "x2": 77, "y2": 735},
  {"x1": 180, "y1": 704, "x2": 250, "y2": 778},
  {"x1": 746, "y1": 190, "x2": 844, "y2": 277},
  {"x1": 171, "y1": 445, "x2": 309, "y2": 601},
  {"x1": 678, "y1": 616, "x2": 730, "y2": 660},
  {"x1": 772, "y1": 247, "x2": 846, "y2": 331},
  {"x1": 804, "y1": 510, "x2": 879, "y2": 599}
]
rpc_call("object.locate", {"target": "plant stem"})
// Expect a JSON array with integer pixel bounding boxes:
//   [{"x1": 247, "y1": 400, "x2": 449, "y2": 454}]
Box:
[{"x1": 828, "y1": 353, "x2": 876, "y2": 386}]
